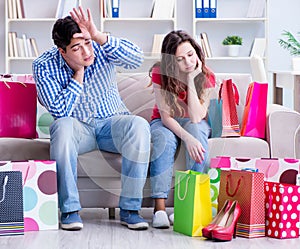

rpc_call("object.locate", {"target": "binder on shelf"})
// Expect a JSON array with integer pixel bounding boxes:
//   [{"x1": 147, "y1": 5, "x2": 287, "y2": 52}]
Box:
[
  {"x1": 151, "y1": 34, "x2": 165, "y2": 56},
  {"x1": 112, "y1": 0, "x2": 119, "y2": 18},
  {"x1": 246, "y1": 0, "x2": 265, "y2": 18},
  {"x1": 151, "y1": 0, "x2": 175, "y2": 19},
  {"x1": 250, "y1": 38, "x2": 266, "y2": 57},
  {"x1": 209, "y1": 0, "x2": 217, "y2": 18},
  {"x1": 202, "y1": 0, "x2": 210, "y2": 18},
  {"x1": 195, "y1": 0, "x2": 203, "y2": 18},
  {"x1": 55, "y1": 0, "x2": 79, "y2": 18}
]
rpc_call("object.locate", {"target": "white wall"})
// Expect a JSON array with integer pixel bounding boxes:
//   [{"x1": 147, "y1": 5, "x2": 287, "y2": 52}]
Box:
[{"x1": 1, "y1": 0, "x2": 300, "y2": 74}]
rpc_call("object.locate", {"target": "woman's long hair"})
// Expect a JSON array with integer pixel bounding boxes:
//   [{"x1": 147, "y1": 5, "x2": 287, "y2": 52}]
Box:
[{"x1": 150, "y1": 30, "x2": 212, "y2": 117}]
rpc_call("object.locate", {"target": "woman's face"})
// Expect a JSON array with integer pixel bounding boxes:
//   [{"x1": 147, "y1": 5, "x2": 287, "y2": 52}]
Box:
[{"x1": 175, "y1": 41, "x2": 200, "y2": 73}]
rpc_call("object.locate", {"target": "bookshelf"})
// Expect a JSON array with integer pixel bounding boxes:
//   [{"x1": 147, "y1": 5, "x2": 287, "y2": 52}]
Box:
[
  {"x1": 5, "y1": 0, "x2": 176, "y2": 74},
  {"x1": 193, "y1": 0, "x2": 268, "y2": 74},
  {"x1": 100, "y1": 0, "x2": 177, "y2": 73},
  {"x1": 4, "y1": 0, "x2": 93, "y2": 74},
  {"x1": 4, "y1": 0, "x2": 267, "y2": 75}
]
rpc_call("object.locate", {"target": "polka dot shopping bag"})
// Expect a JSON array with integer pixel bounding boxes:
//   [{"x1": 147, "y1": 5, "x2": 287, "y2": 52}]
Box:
[{"x1": 265, "y1": 181, "x2": 300, "y2": 239}]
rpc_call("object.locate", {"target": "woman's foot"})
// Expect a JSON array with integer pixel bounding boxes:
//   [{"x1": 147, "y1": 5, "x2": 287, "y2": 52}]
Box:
[{"x1": 152, "y1": 210, "x2": 170, "y2": 229}]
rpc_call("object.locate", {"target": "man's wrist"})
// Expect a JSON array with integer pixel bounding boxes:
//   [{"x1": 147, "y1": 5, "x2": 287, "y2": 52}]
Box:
[{"x1": 92, "y1": 31, "x2": 108, "y2": 45}]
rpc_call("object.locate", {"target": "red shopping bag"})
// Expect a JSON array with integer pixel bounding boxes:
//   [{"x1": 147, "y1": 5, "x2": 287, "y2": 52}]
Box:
[
  {"x1": 0, "y1": 75, "x2": 37, "y2": 138},
  {"x1": 241, "y1": 82, "x2": 268, "y2": 138},
  {"x1": 219, "y1": 79, "x2": 240, "y2": 137},
  {"x1": 218, "y1": 170, "x2": 265, "y2": 238},
  {"x1": 265, "y1": 181, "x2": 300, "y2": 239}
]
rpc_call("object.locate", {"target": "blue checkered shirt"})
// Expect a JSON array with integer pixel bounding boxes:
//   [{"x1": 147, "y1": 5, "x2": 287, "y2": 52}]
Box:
[{"x1": 32, "y1": 36, "x2": 143, "y2": 123}]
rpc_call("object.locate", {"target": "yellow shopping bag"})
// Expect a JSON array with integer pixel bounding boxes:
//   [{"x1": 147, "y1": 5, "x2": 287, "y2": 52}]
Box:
[{"x1": 173, "y1": 170, "x2": 212, "y2": 236}]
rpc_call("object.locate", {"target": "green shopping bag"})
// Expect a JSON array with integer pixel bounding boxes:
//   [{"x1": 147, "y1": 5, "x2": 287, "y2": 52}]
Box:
[{"x1": 173, "y1": 170, "x2": 212, "y2": 236}]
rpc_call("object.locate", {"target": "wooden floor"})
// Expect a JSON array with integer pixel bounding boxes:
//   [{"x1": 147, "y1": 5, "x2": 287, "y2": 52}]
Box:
[{"x1": 0, "y1": 208, "x2": 299, "y2": 249}]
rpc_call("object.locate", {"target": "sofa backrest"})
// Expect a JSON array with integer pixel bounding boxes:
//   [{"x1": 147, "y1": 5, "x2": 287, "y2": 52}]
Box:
[
  {"x1": 117, "y1": 72, "x2": 253, "y2": 123},
  {"x1": 36, "y1": 72, "x2": 253, "y2": 138}
]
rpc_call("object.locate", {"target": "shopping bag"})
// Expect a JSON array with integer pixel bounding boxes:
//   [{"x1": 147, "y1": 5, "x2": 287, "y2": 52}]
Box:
[
  {"x1": 207, "y1": 167, "x2": 221, "y2": 217},
  {"x1": 233, "y1": 158, "x2": 300, "y2": 183},
  {"x1": 219, "y1": 79, "x2": 240, "y2": 137},
  {"x1": 265, "y1": 181, "x2": 300, "y2": 239},
  {"x1": 174, "y1": 170, "x2": 212, "y2": 236},
  {"x1": 207, "y1": 98, "x2": 223, "y2": 138},
  {"x1": 0, "y1": 171, "x2": 24, "y2": 236},
  {"x1": 218, "y1": 170, "x2": 265, "y2": 238},
  {"x1": 210, "y1": 156, "x2": 231, "y2": 168},
  {"x1": 241, "y1": 82, "x2": 268, "y2": 138},
  {"x1": 0, "y1": 160, "x2": 58, "y2": 231},
  {"x1": 0, "y1": 74, "x2": 37, "y2": 138}
]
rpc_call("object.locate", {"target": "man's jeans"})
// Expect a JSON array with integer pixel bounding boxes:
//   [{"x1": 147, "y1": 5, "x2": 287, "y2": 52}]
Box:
[
  {"x1": 149, "y1": 118, "x2": 210, "y2": 199},
  {"x1": 50, "y1": 115, "x2": 151, "y2": 213}
]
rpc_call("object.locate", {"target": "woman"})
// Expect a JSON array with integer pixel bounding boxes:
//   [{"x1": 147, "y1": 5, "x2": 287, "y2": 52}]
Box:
[{"x1": 149, "y1": 30, "x2": 215, "y2": 228}]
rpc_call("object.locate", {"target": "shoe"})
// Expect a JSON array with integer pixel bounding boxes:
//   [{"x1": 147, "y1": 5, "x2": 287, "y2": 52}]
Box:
[
  {"x1": 169, "y1": 213, "x2": 174, "y2": 225},
  {"x1": 202, "y1": 200, "x2": 232, "y2": 239},
  {"x1": 211, "y1": 201, "x2": 242, "y2": 241},
  {"x1": 120, "y1": 209, "x2": 149, "y2": 230},
  {"x1": 61, "y1": 211, "x2": 83, "y2": 231},
  {"x1": 152, "y1": 210, "x2": 170, "y2": 229}
]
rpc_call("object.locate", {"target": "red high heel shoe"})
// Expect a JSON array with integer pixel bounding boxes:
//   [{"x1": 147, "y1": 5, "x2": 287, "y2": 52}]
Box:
[
  {"x1": 202, "y1": 200, "x2": 232, "y2": 239},
  {"x1": 211, "y1": 200, "x2": 241, "y2": 241}
]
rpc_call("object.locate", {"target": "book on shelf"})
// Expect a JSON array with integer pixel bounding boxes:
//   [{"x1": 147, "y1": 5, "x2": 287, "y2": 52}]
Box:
[
  {"x1": 250, "y1": 38, "x2": 266, "y2": 57},
  {"x1": 30, "y1": 38, "x2": 39, "y2": 57},
  {"x1": 22, "y1": 34, "x2": 29, "y2": 57},
  {"x1": 151, "y1": 0, "x2": 175, "y2": 19},
  {"x1": 151, "y1": 34, "x2": 165, "y2": 56},
  {"x1": 10, "y1": 32, "x2": 18, "y2": 57},
  {"x1": 11, "y1": 0, "x2": 17, "y2": 19},
  {"x1": 16, "y1": 0, "x2": 25, "y2": 18},
  {"x1": 56, "y1": 0, "x2": 79, "y2": 18},
  {"x1": 104, "y1": 0, "x2": 113, "y2": 18},
  {"x1": 8, "y1": 32, "x2": 14, "y2": 57},
  {"x1": 17, "y1": 37, "x2": 25, "y2": 57},
  {"x1": 246, "y1": 0, "x2": 265, "y2": 18},
  {"x1": 7, "y1": 0, "x2": 13, "y2": 19},
  {"x1": 8, "y1": 32, "x2": 39, "y2": 58},
  {"x1": 200, "y1": 32, "x2": 212, "y2": 58}
]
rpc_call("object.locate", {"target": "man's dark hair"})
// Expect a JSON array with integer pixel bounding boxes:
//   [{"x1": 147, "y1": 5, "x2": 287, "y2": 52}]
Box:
[{"x1": 52, "y1": 16, "x2": 81, "y2": 51}]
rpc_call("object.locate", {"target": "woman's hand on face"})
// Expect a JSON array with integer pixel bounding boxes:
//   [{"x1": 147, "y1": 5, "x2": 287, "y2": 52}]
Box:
[
  {"x1": 185, "y1": 135, "x2": 205, "y2": 163},
  {"x1": 187, "y1": 58, "x2": 202, "y2": 84}
]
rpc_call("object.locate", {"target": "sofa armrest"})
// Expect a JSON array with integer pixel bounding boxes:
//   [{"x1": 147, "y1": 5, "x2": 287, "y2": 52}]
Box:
[{"x1": 266, "y1": 104, "x2": 300, "y2": 158}]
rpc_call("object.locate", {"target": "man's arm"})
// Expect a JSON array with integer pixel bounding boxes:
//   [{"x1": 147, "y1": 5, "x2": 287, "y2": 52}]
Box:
[{"x1": 33, "y1": 60, "x2": 83, "y2": 119}]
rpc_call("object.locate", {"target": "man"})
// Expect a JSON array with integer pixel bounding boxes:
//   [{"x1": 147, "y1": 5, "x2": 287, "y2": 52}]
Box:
[{"x1": 32, "y1": 7, "x2": 150, "y2": 231}]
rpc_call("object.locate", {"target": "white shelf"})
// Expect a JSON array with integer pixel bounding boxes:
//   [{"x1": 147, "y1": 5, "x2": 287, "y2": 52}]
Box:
[
  {"x1": 193, "y1": 0, "x2": 268, "y2": 74},
  {"x1": 194, "y1": 17, "x2": 267, "y2": 23}
]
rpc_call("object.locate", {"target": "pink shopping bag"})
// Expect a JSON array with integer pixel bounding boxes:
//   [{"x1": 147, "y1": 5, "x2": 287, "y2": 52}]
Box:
[
  {"x1": 0, "y1": 74, "x2": 37, "y2": 138},
  {"x1": 265, "y1": 181, "x2": 300, "y2": 239},
  {"x1": 241, "y1": 82, "x2": 268, "y2": 138},
  {"x1": 219, "y1": 79, "x2": 240, "y2": 137}
]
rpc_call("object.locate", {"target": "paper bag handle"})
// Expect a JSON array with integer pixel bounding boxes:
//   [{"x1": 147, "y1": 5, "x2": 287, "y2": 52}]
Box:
[
  {"x1": 0, "y1": 175, "x2": 8, "y2": 203},
  {"x1": 177, "y1": 175, "x2": 190, "y2": 201},
  {"x1": 0, "y1": 81, "x2": 27, "y2": 89},
  {"x1": 226, "y1": 174, "x2": 243, "y2": 197}
]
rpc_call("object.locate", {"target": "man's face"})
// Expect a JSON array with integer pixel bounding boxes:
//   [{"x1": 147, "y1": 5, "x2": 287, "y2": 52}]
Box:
[{"x1": 60, "y1": 37, "x2": 95, "y2": 70}]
